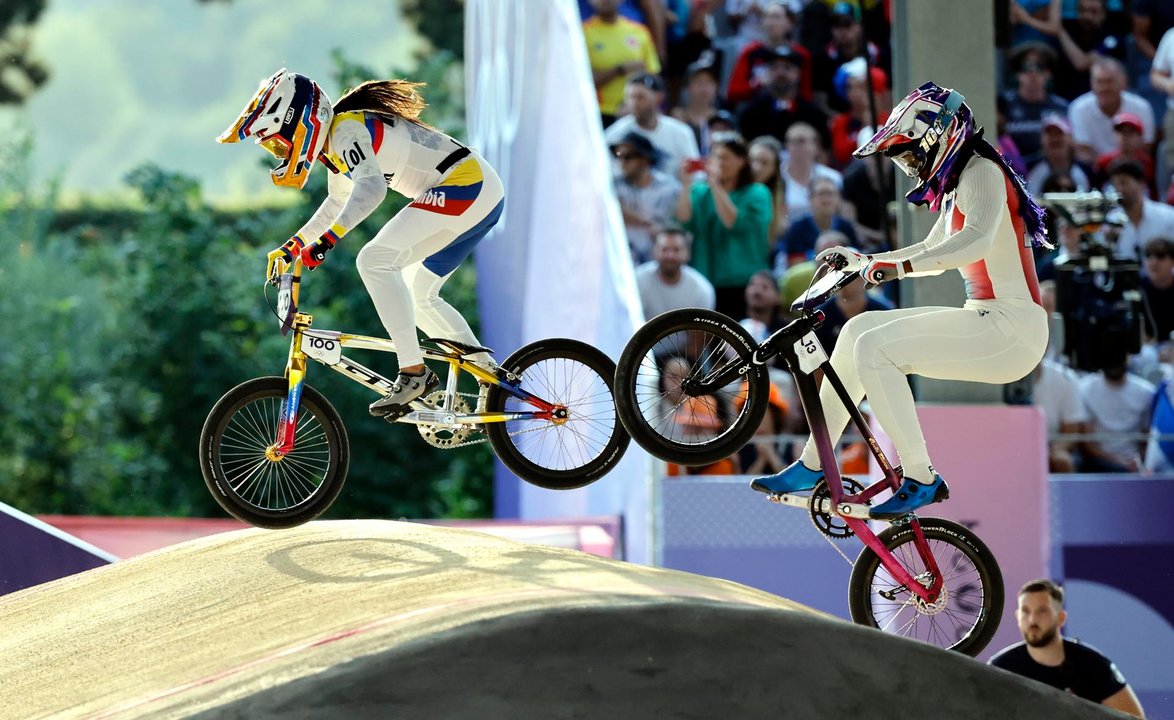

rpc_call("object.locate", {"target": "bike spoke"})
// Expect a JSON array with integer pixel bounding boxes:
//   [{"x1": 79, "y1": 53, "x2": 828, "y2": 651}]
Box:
[
  {"x1": 216, "y1": 394, "x2": 329, "y2": 512},
  {"x1": 502, "y1": 356, "x2": 616, "y2": 472},
  {"x1": 864, "y1": 535, "x2": 989, "y2": 650}
]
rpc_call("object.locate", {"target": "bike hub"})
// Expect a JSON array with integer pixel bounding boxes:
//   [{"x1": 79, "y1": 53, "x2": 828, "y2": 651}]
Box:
[
  {"x1": 551, "y1": 406, "x2": 570, "y2": 425},
  {"x1": 264, "y1": 445, "x2": 285, "y2": 462}
]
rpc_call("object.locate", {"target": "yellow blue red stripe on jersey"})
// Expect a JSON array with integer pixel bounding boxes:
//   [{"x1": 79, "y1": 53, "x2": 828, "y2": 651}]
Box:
[
  {"x1": 409, "y1": 157, "x2": 483, "y2": 216},
  {"x1": 363, "y1": 113, "x2": 385, "y2": 153},
  {"x1": 320, "y1": 111, "x2": 383, "y2": 175},
  {"x1": 422, "y1": 198, "x2": 504, "y2": 276}
]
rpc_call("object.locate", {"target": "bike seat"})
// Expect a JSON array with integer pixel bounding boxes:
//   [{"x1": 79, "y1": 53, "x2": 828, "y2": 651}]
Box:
[{"x1": 428, "y1": 337, "x2": 494, "y2": 356}]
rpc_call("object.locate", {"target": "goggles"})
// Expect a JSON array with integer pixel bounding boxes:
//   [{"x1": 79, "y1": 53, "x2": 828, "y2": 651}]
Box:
[
  {"x1": 884, "y1": 142, "x2": 924, "y2": 179},
  {"x1": 258, "y1": 134, "x2": 291, "y2": 160}
]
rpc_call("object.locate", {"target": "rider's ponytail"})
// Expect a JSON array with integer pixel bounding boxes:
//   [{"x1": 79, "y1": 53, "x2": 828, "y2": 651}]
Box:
[{"x1": 333, "y1": 80, "x2": 434, "y2": 128}]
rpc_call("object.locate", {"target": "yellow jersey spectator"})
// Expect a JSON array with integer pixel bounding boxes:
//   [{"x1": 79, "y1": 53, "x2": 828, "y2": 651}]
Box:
[{"x1": 583, "y1": 0, "x2": 661, "y2": 124}]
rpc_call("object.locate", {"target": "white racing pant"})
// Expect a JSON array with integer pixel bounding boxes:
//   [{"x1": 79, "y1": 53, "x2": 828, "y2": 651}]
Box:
[
  {"x1": 798, "y1": 299, "x2": 1048, "y2": 481},
  {"x1": 356, "y1": 150, "x2": 504, "y2": 370}
]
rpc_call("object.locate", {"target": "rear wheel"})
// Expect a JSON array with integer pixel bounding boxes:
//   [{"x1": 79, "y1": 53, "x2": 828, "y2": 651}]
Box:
[
  {"x1": 199, "y1": 377, "x2": 350, "y2": 529},
  {"x1": 848, "y1": 518, "x2": 1003, "y2": 656},
  {"x1": 614, "y1": 308, "x2": 769, "y2": 466},
  {"x1": 486, "y1": 339, "x2": 628, "y2": 490}
]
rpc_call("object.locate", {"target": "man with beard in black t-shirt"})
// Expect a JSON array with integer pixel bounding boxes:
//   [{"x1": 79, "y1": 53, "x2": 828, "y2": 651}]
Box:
[{"x1": 989, "y1": 579, "x2": 1145, "y2": 718}]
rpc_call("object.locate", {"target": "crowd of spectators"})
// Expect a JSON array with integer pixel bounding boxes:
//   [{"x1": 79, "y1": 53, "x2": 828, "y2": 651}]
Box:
[{"x1": 582, "y1": 0, "x2": 1174, "y2": 475}]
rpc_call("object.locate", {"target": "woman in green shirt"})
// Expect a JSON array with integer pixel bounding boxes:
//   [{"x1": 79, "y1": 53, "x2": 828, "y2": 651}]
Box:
[{"x1": 675, "y1": 131, "x2": 774, "y2": 319}]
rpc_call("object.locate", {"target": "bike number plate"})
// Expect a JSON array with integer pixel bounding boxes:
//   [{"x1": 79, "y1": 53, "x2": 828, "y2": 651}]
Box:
[
  {"x1": 301, "y1": 331, "x2": 342, "y2": 365},
  {"x1": 793, "y1": 331, "x2": 828, "y2": 375}
]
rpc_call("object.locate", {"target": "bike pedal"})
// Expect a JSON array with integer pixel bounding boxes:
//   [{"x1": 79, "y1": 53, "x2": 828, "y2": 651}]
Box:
[{"x1": 377, "y1": 406, "x2": 410, "y2": 422}]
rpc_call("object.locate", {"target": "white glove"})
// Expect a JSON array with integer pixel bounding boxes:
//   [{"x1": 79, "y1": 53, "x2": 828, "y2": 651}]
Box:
[
  {"x1": 814, "y1": 247, "x2": 867, "y2": 272},
  {"x1": 862, "y1": 257, "x2": 907, "y2": 285}
]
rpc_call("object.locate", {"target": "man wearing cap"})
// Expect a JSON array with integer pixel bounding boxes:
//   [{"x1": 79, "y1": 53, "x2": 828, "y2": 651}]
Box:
[
  {"x1": 725, "y1": 1, "x2": 812, "y2": 107},
  {"x1": 1093, "y1": 112, "x2": 1156, "y2": 191},
  {"x1": 671, "y1": 52, "x2": 727, "y2": 157},
  {"x1": 1067, "y1": 56, "x2": 1154, "y2": 165},
  {"x1": 1026, "y1": 114, "x2": 1091, "y2": 194},
  {"x1": 1001, "y1": 42, "x2": 1070, "y2": 160},
  {"x1": 605, "y1": 72, "x2": 700, "y2": 182},
  {"x1": 814, "y1": 1, "x2": 890, "y2": 115},
  {"x1": 610, "y1": 131, "x2": 682, "y2": 264},
  {"x1": 736, "y1": 44, "x2": 829, "y2": 148}
]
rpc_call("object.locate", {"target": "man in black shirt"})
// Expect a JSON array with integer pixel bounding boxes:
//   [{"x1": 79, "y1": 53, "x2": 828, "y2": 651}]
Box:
[
  {"x1": 989, "y1": 579, "x2": 1145, "y2": 718},
  {"x1": 736, "y1": 45, "x2": 829, "y2": 149}
]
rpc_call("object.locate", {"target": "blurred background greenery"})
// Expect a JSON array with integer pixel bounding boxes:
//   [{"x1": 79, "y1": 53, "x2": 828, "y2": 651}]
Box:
[{"x1": 0, "y1": 0, "x2": 493, "y2": 520}]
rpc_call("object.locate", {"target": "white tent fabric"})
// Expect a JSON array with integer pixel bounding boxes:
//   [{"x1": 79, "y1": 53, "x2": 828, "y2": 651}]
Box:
[{"x1": 465, "y1": 0, "x2": 652, "y2": 562}]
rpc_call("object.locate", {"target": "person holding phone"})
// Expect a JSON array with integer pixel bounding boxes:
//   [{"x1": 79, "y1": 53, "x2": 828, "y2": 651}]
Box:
[{"x1": 674, "y1": 131, "x2": 773, "y2": 319}]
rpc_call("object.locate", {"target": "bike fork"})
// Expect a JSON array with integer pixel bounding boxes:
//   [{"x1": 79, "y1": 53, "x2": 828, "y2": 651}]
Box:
[{"x1": 272, "y1": 327, "x2": 310, "y2": 457}]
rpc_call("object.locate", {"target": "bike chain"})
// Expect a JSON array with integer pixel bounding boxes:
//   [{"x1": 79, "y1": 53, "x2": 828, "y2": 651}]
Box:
[
  {"x1": 815, "y1": 520, "x2": 857, "y2": 567},
  {"x1": 804, "y1": 477, "x2": 868, "y2": 567},
  {"x1": 418, "y1": 390, "x2": 553, "y2": 450}
]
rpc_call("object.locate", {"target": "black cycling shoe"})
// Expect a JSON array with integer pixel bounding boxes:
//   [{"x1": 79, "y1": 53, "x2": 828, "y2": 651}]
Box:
[{"x1": 369, "y1": 368, "x2": 440, "y2": 418}]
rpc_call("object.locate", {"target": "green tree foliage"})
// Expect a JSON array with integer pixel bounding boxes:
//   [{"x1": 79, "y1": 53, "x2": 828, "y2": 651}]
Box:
[
  {"x1": 0, "y1": 54, "x2": 494, "y2": 520},
  {"x1": 0, "y1": 0, "x2": 49, "y2": 104},
  {"x1": 400, "y1": 0, "x2": 465, "y2": 61},
  {"x1": 332, "y1": 47, "x2": 466, "y2": 141}
]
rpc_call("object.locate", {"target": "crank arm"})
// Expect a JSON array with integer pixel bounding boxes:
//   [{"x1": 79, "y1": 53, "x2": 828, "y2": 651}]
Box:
[{"x1": 766, "y1": 492, "x2": 871, "y2": 518}]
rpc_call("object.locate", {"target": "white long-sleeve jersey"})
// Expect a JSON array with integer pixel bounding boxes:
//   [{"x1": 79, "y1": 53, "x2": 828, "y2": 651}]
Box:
[
  {"x1": 877, "y1": 156, "x2": 1043, "y2": 307},
  {"x1": 294, "y1": 111, "x2": 468, "y2": 241}
]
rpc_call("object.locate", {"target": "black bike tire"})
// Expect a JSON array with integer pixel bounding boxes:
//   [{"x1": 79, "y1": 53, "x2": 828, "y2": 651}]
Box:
[
  {"x1": 614, "y1": 308, "x2": 770, "y2": 466},
  {"x1": 847, "y1": 517, "x2": 1004, "y2": 657},
  {"x1": 199, "y1": 376, "x2": 350, "y2": 529},
  {"x1": 485, "y1": 339, "x2": 629, "y2": 490}
]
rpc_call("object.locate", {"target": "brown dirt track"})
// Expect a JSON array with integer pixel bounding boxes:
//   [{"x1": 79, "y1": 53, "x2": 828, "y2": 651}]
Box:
[{"x1": 0, "y1": 520, "x2": 1120, "y2": 719}]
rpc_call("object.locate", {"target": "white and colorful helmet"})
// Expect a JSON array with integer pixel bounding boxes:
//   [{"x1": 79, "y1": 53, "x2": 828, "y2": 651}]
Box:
[
  {"x1": 217, "y1": 68, "x2": 333, "y2": 189},
  {"x1": 853, "y1": 81, "x2": 975, "y2": 201}
]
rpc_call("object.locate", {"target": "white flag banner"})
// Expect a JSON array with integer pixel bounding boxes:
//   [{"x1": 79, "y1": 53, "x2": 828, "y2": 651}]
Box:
[{"x1": 466, "y1": 0, "x2": 652, "y2": 562}]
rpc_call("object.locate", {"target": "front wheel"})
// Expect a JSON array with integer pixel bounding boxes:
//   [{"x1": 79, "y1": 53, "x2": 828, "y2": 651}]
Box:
[
  {"x1": 486, "y1": 339, "x2": 628, "y2": 490},
  {"x1": 614, "y1": 308, "x2": 770, "y2": 466},
  {"x1": 848, "y1": 517, "x2": 1004, "y2": 657},
  {"x1": 199, "y1": 377, "x2": 350, "y2": 529}
]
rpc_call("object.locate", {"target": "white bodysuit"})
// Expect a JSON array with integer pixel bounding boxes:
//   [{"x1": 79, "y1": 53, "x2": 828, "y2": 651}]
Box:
[
  {"x1": 296, "y1": 111, "x2": 505, "y2": 368},
  {"x1": 800, "y1": 156, "x2": 1049, "y2": 481}
]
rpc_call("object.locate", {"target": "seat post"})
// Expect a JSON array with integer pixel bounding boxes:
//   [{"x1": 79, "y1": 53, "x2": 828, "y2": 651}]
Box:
[{"x1": 442, "y1": 360, "x2": 460, "y2": 412}]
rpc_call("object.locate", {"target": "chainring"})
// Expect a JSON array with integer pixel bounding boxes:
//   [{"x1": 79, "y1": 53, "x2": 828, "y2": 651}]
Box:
[
  {"x1": 416, "y1": 391, "x2": 474, "y2": 449},
  {"x1": 808, "y1": 475, "x2": 867, "y2": 539}
]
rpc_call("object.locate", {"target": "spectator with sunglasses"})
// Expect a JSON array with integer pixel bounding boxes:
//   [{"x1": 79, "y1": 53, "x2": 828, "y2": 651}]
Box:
[
  {"x1": 1001, "y1": 42, "x2": 1069, "y2": 161},
  {"x1": 610, "y1": 131, "x2": 682, "y2": 264}
]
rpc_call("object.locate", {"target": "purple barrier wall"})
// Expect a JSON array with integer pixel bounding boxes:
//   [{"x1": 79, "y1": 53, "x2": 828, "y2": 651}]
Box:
[
  {"x1": 1, "y1": 502, "x2": 115, "y2": 596},
  {"x1": 1050, "y1": 475, "x2": 1174, "y2": 719}
]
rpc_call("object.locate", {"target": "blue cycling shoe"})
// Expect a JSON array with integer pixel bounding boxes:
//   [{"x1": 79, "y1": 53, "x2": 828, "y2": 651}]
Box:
[
  {"x1": 750, "y1": 461, "x2": 823, "y2": 495},
  {"x1": 869, "y1": 475, "x2": 950, "y2": 520}
]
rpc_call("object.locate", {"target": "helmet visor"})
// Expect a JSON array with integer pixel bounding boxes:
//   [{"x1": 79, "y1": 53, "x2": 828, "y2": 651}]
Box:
[{"x1": 216, "y1": 69, "x2": 284, "y2": 144}]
